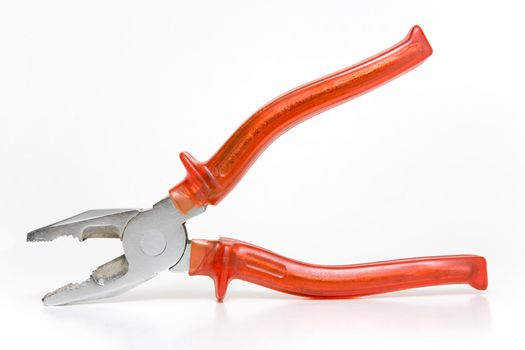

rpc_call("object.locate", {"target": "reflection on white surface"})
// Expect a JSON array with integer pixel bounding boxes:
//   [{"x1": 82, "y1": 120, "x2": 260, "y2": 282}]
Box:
[{"x1": 42, "y1": 287, "x2": 491, "y2": 350}]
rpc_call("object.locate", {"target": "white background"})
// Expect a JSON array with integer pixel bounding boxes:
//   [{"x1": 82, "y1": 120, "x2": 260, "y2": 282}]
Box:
[{"x1": 1, "y1": 1, "x2": 524, "y2": 349}]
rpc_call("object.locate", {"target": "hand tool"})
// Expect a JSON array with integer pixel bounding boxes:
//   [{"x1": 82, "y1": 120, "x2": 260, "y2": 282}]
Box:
[{"x1": 27, "y1": 25, "x2": 488, "y2": 306}]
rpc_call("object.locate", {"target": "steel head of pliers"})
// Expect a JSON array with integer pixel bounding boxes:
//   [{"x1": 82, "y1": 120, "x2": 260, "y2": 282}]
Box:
[{"x1": 27, "y1": 198, "x2": 204, "y2": 305}]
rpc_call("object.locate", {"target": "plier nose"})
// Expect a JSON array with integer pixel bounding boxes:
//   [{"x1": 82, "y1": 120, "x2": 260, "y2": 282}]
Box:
[{"x1": 27, "y1": 25, "x2": 487, "y2": 306}]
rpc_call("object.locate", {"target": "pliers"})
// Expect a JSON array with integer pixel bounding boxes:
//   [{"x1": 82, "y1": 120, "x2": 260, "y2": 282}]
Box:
[{"x1": 27, "y1": 25, "x2": 488, "y2": 306}]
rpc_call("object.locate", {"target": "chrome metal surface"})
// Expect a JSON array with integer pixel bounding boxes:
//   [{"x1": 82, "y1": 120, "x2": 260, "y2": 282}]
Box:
[
  {"x1": 27, "y1": 197, "x2": 205, "y2": 306},
  {"x1": 169, "y1": 241, "x2": 191, "y2": 272},
  {"x1": 27, "y1": 209, "x2": 141, "y2": 242}
]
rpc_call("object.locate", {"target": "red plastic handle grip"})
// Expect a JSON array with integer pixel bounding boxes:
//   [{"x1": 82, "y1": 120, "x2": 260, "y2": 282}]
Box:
[
  {"x1": 189, "y1": 238, "x2": 488, "y2": 301},
  {"x1": 170, "y1": 25, "x2": 433, "y2": 213}
]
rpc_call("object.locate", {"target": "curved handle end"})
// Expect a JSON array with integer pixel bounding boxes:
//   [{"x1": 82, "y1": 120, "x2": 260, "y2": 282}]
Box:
[
  {"x1": 408, "y1": 25, "x2": 433, "y2": 59},
  {"x1": 468, "y1": 256, "x2": 488, "y2": 290}
]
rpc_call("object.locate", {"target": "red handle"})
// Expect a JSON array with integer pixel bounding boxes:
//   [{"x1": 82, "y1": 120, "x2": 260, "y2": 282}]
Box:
[
  {"x1": 170, "y1": 25, "x2": 433, "y2": 213},
  {"x1": 189, "y1": 238, "x2": 488, "y2": 301}
]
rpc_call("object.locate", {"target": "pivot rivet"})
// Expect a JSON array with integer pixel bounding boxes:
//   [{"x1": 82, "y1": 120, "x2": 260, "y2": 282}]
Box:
[{"x1": 140, "y1": 231, "x2": 167, "y2": 256}]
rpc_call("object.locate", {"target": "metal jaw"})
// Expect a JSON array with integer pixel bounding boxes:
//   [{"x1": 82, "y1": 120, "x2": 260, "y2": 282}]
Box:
[{"x1": 27, "y1": 198, "x2": 205, "y2": 306}]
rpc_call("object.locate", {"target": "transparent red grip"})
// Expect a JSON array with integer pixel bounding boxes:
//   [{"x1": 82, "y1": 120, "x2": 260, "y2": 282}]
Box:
[
  {"x1": 189, "y1": 238, "x2": 488, "y2": 301},
  {"x1": 170, "y1": 25, "x2": 433, "y2": 213}
]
